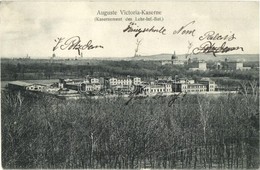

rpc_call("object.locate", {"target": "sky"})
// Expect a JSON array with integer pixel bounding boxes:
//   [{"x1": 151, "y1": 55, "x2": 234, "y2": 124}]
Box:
[{"x1": 0, "y1": 1, "x2": 259, "y2": 58}]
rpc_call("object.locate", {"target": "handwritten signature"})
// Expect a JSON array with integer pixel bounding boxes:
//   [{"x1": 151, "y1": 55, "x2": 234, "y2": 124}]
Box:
[
  {"x1": 124, "y1": 85, "x2": 187, "y2": 106},
  {"x1": 173, "y1": 20, "x2": 196, "y2": 36},
  {"x1": 53, "y1": 36, "x2": 104, "y2": 55},
  {"x1": 123, "y1": 22, "x2": 166, "y2": 37},
  {"x1": 168, "y1": 92, "x2": 187, "y2": 107},
  {"x1": 199, "y1": 31, "x2": 236, "y2": 41},
  {"x1": 192, "y1": 41, "x2": 244, "y2": 56},
  {"x1": 123, "y1": 21, "x2": 196, "y2": 37},
  {"x1": 125, "y1": 85, "x2": 146, "y2": 105}
]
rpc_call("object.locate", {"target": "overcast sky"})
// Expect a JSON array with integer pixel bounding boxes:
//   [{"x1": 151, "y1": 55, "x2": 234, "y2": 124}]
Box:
[{"x1": 0, "y1": 1, "x2": 259, "y2": 58}]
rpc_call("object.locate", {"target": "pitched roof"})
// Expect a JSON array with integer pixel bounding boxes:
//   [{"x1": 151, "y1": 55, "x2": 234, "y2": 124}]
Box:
[{"x1": 8, "y1": 81, "x2": 32, "y2": 87}]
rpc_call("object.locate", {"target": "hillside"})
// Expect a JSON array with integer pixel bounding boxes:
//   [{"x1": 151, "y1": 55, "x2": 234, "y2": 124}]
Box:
[{"x1": 129, "y1": 53, "x2": 259, "y2": 62}]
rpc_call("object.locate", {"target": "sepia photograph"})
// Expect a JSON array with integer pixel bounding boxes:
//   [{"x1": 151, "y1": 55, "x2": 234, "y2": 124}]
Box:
[{"x1": 0, "y1": 1, "x2": 259, "y2": 169}]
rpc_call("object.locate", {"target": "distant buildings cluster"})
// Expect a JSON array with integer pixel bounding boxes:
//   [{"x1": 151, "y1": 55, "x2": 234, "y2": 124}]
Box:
[
  {"x1": 7, "y1": 75, "x2": 216, "y2": 97},
  {"x1": 161, "y1": 51, "x2": 185, "y2": 66},
  {"x1": 215, "y1": 58, "x2": 251, "y2": 70},
  {"x1": 161, "y1": 52, "x2": 253, "y2": 71},
  {"x1": 161, "y1": 52, "x2": 208, "y2": 71}
]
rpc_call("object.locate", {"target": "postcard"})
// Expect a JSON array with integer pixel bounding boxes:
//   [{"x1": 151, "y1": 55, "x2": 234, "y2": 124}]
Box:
[{"x1": 1, "y1": 1, "x2": 259, "y2": 169}]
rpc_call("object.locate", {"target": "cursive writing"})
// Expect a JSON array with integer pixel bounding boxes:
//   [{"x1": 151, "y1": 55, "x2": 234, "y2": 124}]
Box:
[
  {"x1": 53, "y1": 36, "x2": 104, "y2": 55},
  {"x1": 125, "y1": 85, "x2": 146, "y2": 105},
  {"x1": 199, "y1": 31, "x2": 236, "y2": 41},
  {"x1": 123, "y1": 22, "x2": 166, "y2": 37},
  {"x1": 192, "y1": 41, "x2": 244, "y2": 57},
  {"x1": 173, "y1": 20, "x2": 196, "y2": 36},
  {"x1": 168, "y1": 92, "x2": 186, "y2": 107}
]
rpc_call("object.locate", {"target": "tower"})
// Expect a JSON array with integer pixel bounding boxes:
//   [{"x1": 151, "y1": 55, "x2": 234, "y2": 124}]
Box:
[
  {"x1": 171, "y1": 51, "x2": 177, "y2": 60},
  {"x1": 171, "y1": 51, "x2": 178, "y2": 65}
]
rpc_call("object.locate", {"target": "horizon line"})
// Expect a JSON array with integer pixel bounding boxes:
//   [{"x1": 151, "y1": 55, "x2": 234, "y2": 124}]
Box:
[{"x1": 1, "y1": 53, "x2": 259, "y2": 59}]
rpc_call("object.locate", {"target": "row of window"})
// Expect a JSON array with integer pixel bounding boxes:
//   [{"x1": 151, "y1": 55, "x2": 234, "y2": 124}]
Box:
[
  {"x1": 183, "y1": 89, "x2": 206, "y2": 92},
  {"x1": 151, "y1": 89, "x2": 170, "y2": 92},
  {"x1": 150, "y1": 88, "x2": 166, "y2": 92},
  {"x1": 186, "y1": 86, "x2": 206, "y2": 88},
  {"x1": 29, "y1": 86, "x2": 45, "y2": 90},
  {"x1": 91, "y1": 80, "x2": 99, "y2": 83},
  {"x1": 110, "y1": 79, "x2": 132, "y2": 82}
]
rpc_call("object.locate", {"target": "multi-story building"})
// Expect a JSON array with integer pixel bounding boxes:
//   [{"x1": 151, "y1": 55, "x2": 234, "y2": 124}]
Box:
[
  {"x1": 199, "y1": 78, "x2": 216, "y2": 92},
  {"x1": 109, "y1": 77, "x2": 132, "y2": 87},
  {"x1": 172, "y1": 77, "x2": 215, "y2": 93},
  {"x1": 172, "y1": 82, "x2": 207, "y2": 93},
  {"x1": 107, "y1": 77, "x2": 134, "y2": 94},
  {"x1": 189, "y1": 61, "x2": 207, "y2": 71},
  {"x1": 150, "y1": 85, "x2": 165, "y2": 93},
  {"x1": 224, "y1": 62, "x2": 243, "y2": 70},
  {"x1": 172, "y1": 82, "x2": 186, "y2": 92},
  {"x1": 60, "y1": 78, "x2": 102, "y2": 92},
  {"x1": 142, "y1": 83, "x2": 172, "y2": 94},
  {"x1": 222, "y1": 58, "x2": 251, "y2": 70},
  {"x1": 109, "y1": 78, "x2": 118, "y2": 86},
  {"x1": 161, "y1": 51, "x2": 185, "y2": 66},
  {"x1": 133, "y1": 77, "x2": 141, "y2": 85},
  {"x1": 162, "y1": 83, "x2": 172, "y2": 92},
  {"x1": 186, "y1": 84, "x2": 207, "y2": 92},
  {"x1": 171, "y1": 51, "x2": 185, "y2": 65},
  {"x1": 81, "y1": 83, "x2": 101, "y2": 92},
  {"x1": 117, "y1": 78, "x2": 132, "y2": 86},
  {"x1": 90, "y1": 78, "x2": 99, "y2": 84}
]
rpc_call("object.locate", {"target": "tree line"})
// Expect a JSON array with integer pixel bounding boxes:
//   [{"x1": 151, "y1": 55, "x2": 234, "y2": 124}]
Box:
[{"x1": 1, "y1": 60, "x2": 259, "y2": 85}]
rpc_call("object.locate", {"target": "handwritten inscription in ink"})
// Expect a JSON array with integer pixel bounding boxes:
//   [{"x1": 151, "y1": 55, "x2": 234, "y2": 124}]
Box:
[
  {"x1": 192, "y1": 41, "x2": 244, "y2": 57},
  {"x1": 123, "y1": 22, "x2": 166, "y2": 37},
  {"x1": 53, "y1": 36, "x2": 104, "y2": 55},
  {"x1": 192, "y1": 31, "x2": 243, "y2": 56},
  {"x1": 172, "y1": 20, "x2": 196, "y2": 36}
]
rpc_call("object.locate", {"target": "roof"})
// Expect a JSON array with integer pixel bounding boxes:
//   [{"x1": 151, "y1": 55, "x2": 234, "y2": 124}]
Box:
[
  {"x1": 66, "y1": 83, "x2": 81, "y2": 86},
  {"x1": 200, "y1": 78, "x2": 213, "y2": 82},
  {"x1": 65, "y1": 79, "x2": 84, "y2": 82},
  {"x1": 8, "y1": 81, "x2": 32, "y2": 87},
  {"x1": 227, "y1": 61, "x2": 243, "y2": 63},
  {"x1": 31, "y1": 83, "x2": 47, "y2": 86},
  {"x1": 188, "y1": 83, "x2": 206, "y2": 86},
  {"x1": 177, "y1": 78, "x2": 193, "y2": 80},
  {"x1": 150, "y1": 85, "x2": 164, "y2": 88}
]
